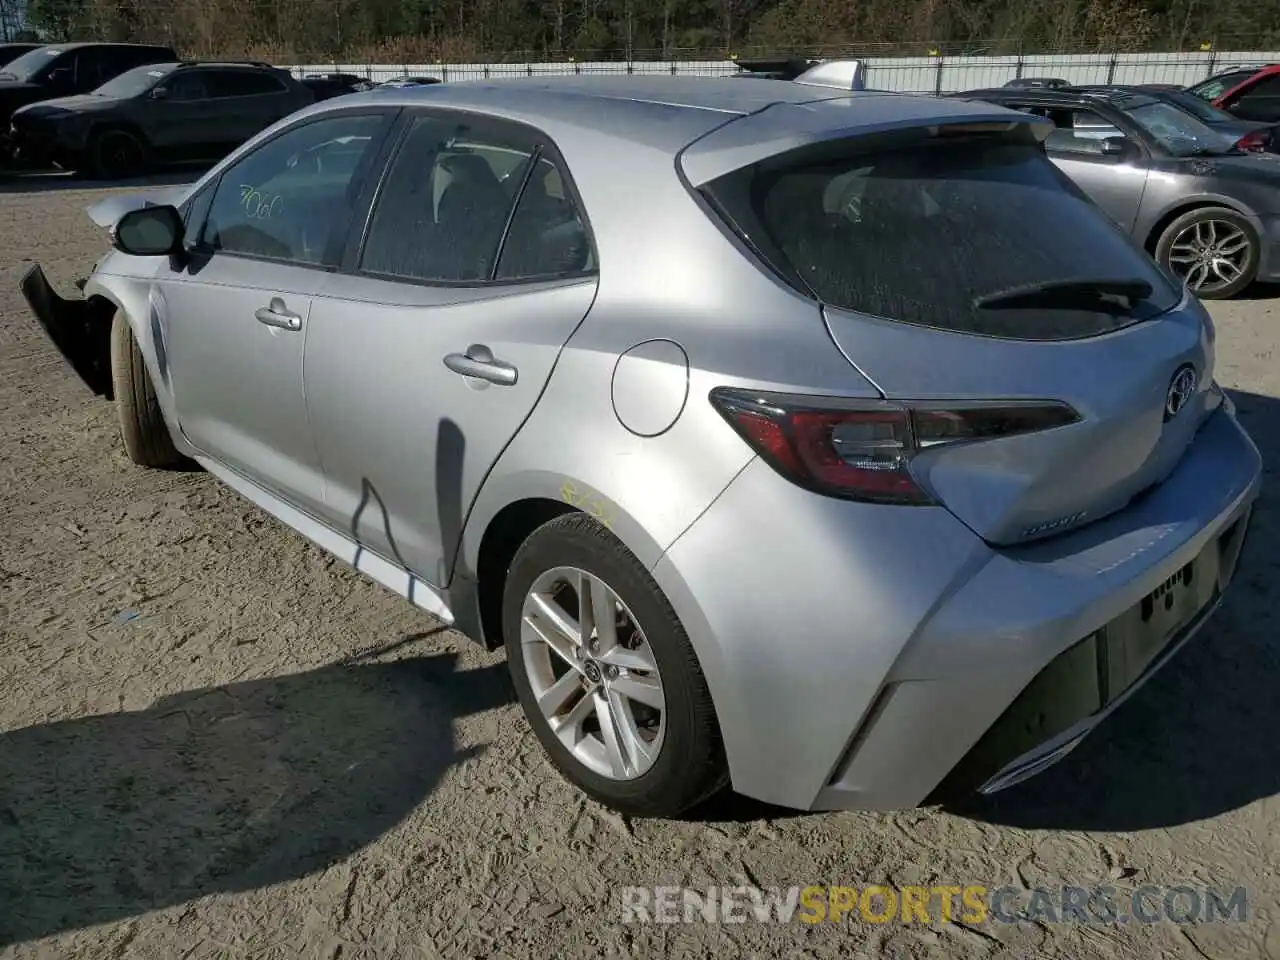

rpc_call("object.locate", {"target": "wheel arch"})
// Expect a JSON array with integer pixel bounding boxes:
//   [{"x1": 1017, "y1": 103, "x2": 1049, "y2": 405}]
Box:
[
  {"x1": 81, "y1": 273, "x2": 191, "y2": 454},
  {"x1": 1143, "y1": 196, "x2": 1257, "y2": 254},
  {"x1": 86, "y1": 118, "x2": 151, "y2": 149},
  {"x1": 460, "y1": 474, "x2": 671, "y2": 651}
]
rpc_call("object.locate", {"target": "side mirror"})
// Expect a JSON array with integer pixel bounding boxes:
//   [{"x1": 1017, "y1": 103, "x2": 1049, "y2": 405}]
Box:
[
  {"x1": 150, "y1": 86, "x2": 169, "y2": 99},
  {"x1": 111, "y1": 204, "x2": 184, "y2": 256},
  {"x1": 46, "y1": 67, "x2": 72, "y2": 86},
  {"x1": 1100, "y1": 136, "x2": 1130, "y2": 157}
]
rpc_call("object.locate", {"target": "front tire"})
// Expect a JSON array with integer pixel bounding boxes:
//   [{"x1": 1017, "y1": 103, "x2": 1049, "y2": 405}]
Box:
[
  {"x1": 86, "y1": 129, "x2": 146, "y2": 180},
  {"x1": 1155, "y1": 206, "x2": 1259, "y2": 300},
  {"x1": 502, "y1": 513, "x2": 728, "y2": 817},
  {"x1": 109, "y1": 309, "x2": 181, "y2": 468}
]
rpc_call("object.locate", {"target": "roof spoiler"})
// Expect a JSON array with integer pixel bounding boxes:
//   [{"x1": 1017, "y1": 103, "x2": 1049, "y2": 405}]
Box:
[
  {"x1": 793, "y1": 59, "x2": 868, "y2": 92},
  {"x1": 734, "y1": 56, "x2": 868, "y2": 90}
]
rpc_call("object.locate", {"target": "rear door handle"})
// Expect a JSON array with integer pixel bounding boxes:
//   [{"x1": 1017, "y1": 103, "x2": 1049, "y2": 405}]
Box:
[
  {"x1": 254, "y1": 297, "x2": 302, "y2": 331},
  {"x1": 444, "y1": 344, "x2": 518, "y2": 386}
]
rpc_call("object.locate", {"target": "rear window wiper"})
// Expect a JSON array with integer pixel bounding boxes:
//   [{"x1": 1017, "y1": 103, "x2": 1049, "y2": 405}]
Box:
[{"x1": 974, "y1": 277, "x2": 1154, "y2": 311}]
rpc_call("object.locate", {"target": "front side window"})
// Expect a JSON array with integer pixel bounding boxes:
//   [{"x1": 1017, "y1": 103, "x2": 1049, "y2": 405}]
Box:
[
  {"x1": 702, "y1": 135, "x2": 1180, "y2": 340},
  {"x1": 360, "y1": 115, "x2": 536, "y2": 282},
  {"x1": 199, "y1": 113, "x2": 387, "y2": 266},
  {"x1": 164, "y1": 73, "x2": 208, "y2": 101}
]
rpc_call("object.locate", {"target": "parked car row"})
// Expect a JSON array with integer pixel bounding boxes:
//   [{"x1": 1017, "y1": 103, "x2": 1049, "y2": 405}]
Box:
[
  {"x1": 952, "y1": 84, "x2": 1280, "y2": 299},
  {"x1": 0, "y1": 42, "x2": 442, "y2": 178}
]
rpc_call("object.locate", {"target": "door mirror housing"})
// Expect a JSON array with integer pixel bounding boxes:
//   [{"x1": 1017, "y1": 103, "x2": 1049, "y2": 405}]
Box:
[
  {"x1": 111, "y1": 204, "x2": 185, "y2": 257},
  {"x1": 46, "y1": 67, "x2": 73, "y2": 87},
  {"x1": 150, "y1": 85, "x2": 169, "y2": 99},
  {"x1": 1099, "y1": 136, "x2": 1131, "y2": 157},
  {"x1": 1044, "y1": 129, "x2": 1133, "y2": 159}
]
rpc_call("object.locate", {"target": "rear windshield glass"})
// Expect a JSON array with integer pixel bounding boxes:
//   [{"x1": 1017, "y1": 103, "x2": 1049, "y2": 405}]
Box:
[{"x1": 701, "y1": 137, "x2": 1182, "y2": 340}]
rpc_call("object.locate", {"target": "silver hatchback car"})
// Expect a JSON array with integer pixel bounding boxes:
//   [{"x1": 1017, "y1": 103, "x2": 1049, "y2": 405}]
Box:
[{"x1": 23, "y1": 77, "x2": 1261, "y2": 818}]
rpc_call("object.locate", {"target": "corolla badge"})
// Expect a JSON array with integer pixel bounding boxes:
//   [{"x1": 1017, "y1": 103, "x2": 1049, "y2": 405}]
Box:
[{"x1": 1165, "y1": 363, "x2": 1198, "y2": 421}]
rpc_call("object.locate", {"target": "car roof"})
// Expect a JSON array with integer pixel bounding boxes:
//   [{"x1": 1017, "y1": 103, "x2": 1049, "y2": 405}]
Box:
[
  {"x1": 956, "y1": 86, "x2": 1159, "y2": 109},
  {"x1": 38, "y1": 41, "x2": 175, "y2": 52},
  {"x1": 340, "y1": 75, "x2": 995, "y2": 152}
]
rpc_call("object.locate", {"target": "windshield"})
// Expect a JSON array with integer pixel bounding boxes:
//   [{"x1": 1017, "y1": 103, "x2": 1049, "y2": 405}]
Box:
[
  {"x1": 1121, "y1": 100, "x2": 1234, "y2": 155},
  {"x1": 93, "y1": 64, "x2": 173, "y2": 98},
  {"x1": 0, "y1": 47, "x2": 62, "y2": 83},
  {"x1": 1160, "y1": 89, "x2": 1238, "y2": 123},
  {"x1": 1187, "y1": 71, "x2": 1256, "y2": 101}
]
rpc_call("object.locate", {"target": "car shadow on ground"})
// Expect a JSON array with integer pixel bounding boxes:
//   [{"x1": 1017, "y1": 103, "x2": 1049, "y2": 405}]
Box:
[
  {"x1": 945, "y1": 388, "x2": 1280, "y2": 832},
  {"x1": 0, "y1": 646, "x2": 515, "y2": 947},
  {"x1": 1237, "y1": 282, "x2": 1280, "y2": 301},
  {"x1": 0, "y1": 167, "x2": 206, "y2": 195}
]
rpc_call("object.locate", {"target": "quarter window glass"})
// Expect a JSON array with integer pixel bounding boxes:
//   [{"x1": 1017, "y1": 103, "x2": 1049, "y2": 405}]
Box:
[
  {"x1": 495, "y1": 155, "x2": 594, "y2": 280},
  {"x1": 360, "y1": 116, "x2": 532, "y2": 282},
  {"x1": 200, "y1": 113, "x2": 385, "y2": 266}
]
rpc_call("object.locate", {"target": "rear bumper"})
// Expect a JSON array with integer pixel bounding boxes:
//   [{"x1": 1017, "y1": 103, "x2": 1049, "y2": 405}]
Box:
[
  {"x1": 931, "y1": 505, "x2": 1250, "y2": 800},
  {"x1": 19, "y1": 263, "x2": 114, "y2": 397},
  {"x1": 653, "y1": 403, "x2": 1261, "y2": 812}
]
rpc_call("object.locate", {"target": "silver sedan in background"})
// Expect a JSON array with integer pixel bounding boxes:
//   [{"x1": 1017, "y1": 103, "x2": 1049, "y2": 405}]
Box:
[{"x1": 22, "y1": 77, "x2": 1261, "y2": 817}]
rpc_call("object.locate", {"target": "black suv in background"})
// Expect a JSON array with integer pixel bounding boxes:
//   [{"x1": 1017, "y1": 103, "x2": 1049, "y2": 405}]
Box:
[
  {"x1": 0, "y1": 42, "x2": 176, "y2": 128},
  {"x1": 9, "y1": 60, "x2": 315, "y2": 177}
]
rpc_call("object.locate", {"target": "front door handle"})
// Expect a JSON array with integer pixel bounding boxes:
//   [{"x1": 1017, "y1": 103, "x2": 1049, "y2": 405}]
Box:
[
  {"x1": 444, "y1": 344, "x2": 518, "y2": 386},
  {"x1": 254, "y1": 297, "x2": 302, "y2": 331}
]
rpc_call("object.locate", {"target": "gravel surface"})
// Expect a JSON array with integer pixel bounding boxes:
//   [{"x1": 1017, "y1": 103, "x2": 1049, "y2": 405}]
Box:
[{"x1": 1, "y1": 174, "x2": 1278, "y2": 960}]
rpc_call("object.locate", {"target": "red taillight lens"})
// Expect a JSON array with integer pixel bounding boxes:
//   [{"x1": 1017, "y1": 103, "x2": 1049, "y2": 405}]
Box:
[
  {"x1": 710, "y1": 388, "x2": 1079, "y2": 505},
  {"x1": 1234, "y1": 130, "x2": 1270, "y2": 152}
]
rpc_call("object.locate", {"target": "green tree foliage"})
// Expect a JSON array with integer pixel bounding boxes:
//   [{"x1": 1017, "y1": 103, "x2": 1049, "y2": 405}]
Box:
[{"x1": 18, "y1": 0, "x2": 1275, "y2": 61}]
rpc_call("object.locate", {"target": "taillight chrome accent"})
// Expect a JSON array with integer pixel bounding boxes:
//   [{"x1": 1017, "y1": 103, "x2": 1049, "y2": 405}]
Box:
[{"x1": 710, "y1": 388, "x2": 1080, "y2": 505}]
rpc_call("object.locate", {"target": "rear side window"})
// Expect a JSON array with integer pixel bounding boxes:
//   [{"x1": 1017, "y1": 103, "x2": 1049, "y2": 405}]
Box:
[
  {"x1": 703, "y1": 137, "x2": 1180, "y2": 340},
  {"x1": 206, "y1": 69, "x2": 286, "y2": 97},
  {"x1": 359, "y1": 115, "x2": 535, "y2": 283}
]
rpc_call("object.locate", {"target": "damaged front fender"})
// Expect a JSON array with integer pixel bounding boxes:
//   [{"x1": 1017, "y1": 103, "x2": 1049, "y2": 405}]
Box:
[{"x1": 20, "y1": 264, "x2": 115, "y2": 398}]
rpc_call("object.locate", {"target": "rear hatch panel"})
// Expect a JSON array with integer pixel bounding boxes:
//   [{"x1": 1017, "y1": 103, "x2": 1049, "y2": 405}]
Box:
[{"x1": 687, "y1": 98, "x2": 1216, "y2": 546}]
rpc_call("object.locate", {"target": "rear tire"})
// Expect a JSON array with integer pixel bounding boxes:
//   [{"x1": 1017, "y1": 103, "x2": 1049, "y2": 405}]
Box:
[
  {"x1": 1155, "y1": 206, "x2": 1259, "y2": 300},
  {"x1": 502, "y1": 513, "x2": 729, "y2": 818},
  {"x1": 110, "y1": 309, "x2": 181, "y2": 468},
  {"x1": 86, "y1": 128, "x2": 146, "y2": 180}
]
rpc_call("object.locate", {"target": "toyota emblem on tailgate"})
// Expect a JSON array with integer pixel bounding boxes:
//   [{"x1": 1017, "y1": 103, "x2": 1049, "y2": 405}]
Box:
[{"x1": 1165, "y1": 364, "x2": 1198, "y2": 421}]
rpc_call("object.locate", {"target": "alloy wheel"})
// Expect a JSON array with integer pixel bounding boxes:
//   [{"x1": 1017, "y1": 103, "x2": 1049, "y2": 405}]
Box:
[
  {"x1": 1166, "y1": 218, "x2": 1252, "y2": 295},
  {"x1": 520, "y1": 566, "x2": 666, "y2": 781}
]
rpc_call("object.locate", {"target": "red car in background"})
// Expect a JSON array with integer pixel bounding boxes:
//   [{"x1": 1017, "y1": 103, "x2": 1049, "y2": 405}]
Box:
[{"x1": 1187, "y1": 63, "x2": 1280, "y2": 122}]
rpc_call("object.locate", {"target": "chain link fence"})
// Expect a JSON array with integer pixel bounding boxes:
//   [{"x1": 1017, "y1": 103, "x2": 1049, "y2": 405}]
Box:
[{"x1": 287, "y1": 49, "x2": 1280, "y2": 93}]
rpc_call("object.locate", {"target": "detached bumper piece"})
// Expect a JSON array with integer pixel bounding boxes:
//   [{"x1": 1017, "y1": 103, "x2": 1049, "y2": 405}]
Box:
[
  {"x1": 20, "y1": 263, "x2": 114, "y2": 398},
  {"x1": 934, "y1": 508, "x2": 1252, "y2": 799}
]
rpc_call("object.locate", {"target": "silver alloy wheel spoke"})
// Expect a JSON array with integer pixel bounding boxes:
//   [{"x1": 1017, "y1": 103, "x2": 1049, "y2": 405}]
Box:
[
  {"x1": 1169, "y1": 219, "x2": 1250, "y2": 293},
  {"x1": 522, "y1": 565, "x2": 667, "y2": 781}
]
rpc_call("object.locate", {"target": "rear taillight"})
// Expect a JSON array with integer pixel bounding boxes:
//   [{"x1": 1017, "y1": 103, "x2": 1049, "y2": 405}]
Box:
[
  {"x1": 710, "y1": 388, "x2": 1080, "y2": 505},
  {"x1": 1234, "y1": 130, "x2": 1270, "y2": 152}
]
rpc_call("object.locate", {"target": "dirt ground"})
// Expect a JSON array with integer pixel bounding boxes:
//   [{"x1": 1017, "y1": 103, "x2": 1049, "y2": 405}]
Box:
[{"x1": 1, "y1": 173, "x2": 1278, "y2": 960}]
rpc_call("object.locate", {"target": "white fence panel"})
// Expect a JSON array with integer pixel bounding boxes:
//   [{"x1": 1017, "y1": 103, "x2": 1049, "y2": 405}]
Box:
[{"x1": 287, "y1": 50, "x2": 1280, "y2": 92}]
